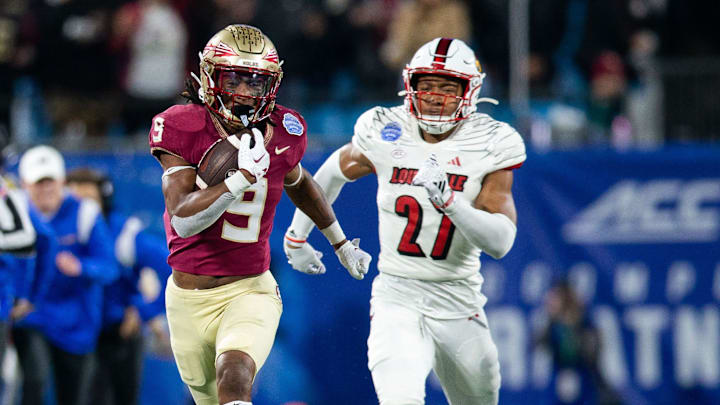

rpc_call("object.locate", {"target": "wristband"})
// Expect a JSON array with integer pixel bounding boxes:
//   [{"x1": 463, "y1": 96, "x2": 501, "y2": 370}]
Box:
[
  {"x1": 284, "y1": 230, "x2": 306, "y2": 248},
  {"x1": 224, "y1": 171, "x2": 251, "y2": 196},
  {"x1": 319, "y1": 221, "x2": 346, "y2": 245}
]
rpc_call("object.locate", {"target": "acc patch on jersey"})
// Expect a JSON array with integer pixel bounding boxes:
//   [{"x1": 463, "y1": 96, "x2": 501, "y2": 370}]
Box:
[
  {"x1": 381, "y1": 122, "x2": 402, "y2": 142},
  {"x1": 282, "y1": 113, "x2": 304, "y2": 136}
]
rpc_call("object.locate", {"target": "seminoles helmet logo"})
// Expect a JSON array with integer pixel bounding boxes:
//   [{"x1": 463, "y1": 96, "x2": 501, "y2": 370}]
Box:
[
  {"x1": 401, "y1": 38, "x2": 494, "y2": 135},
  {"x1": 203, "y1": 42, "x2": 239, "y2": 58},
  {"x1": 197, "y1": 24, "x2": 283, "y2": 129}
]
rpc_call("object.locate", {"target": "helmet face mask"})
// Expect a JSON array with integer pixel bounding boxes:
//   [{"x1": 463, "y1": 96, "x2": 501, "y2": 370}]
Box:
[
  {"x1": 402, "y1": 38, "x2": 485, "y2": 135},
  {"x1": 208, "y1": 67, "x2": 280, "y2": 127},
  {"x1": 408, "y1": 72, "x2": 466, "y2": 133},
  {"x1": 199, "y1": 25, "x2": 283, "y2": 129}
]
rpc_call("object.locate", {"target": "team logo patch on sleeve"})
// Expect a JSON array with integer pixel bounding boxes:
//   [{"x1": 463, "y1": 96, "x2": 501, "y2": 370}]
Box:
[
  {"x1": 381, "y1": 122, "x2": 402, "y2": 142},
  {"x1": 282, "y1": 113, "x2": 304, "y2": 136}
]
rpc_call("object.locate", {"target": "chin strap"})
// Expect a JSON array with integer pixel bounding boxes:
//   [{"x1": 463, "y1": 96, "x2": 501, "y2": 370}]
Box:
[{"x1": 191, "y1": 71, "x2": 205, "y2": 102}]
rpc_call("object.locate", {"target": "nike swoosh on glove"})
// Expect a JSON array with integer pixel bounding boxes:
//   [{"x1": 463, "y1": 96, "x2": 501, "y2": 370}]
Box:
[
  {"x1": 237, "y1": 128, "x2": 270, "y2": 181},
  {"x1": 412, "y1": 154, "x2": 455, "y2": 211},
  {"x1": 335, "y1": 238, "x2": 372, "y2": 280},
  {"x1": 284, "y1": 231, "x2": 326, "y2": 275}
]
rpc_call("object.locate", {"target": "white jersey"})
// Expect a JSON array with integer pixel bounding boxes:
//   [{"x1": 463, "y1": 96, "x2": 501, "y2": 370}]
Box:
[{"x1": 352, "y1": 106, "x2": 525, "y2": 282}]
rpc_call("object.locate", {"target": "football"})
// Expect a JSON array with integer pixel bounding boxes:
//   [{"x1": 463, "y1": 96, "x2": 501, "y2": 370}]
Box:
[{"x1": 195, "y1": 129, "x2": 253, "y2": 189}]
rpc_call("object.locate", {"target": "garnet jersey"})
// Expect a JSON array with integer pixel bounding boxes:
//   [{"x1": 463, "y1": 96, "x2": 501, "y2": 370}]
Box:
[
  {"x1": 352, "y1": 106, "x2": 525, "y2": 282},
  {"x1": 149, "y1": 104, "x2": 307, "y2": 276}
]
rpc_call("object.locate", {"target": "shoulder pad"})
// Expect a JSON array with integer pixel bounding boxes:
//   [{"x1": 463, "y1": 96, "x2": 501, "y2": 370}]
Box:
[
  {"x1": 353, "y1": 106, "x2": 410, "y2": 152},
  {"x1": 449, "y1": 114, "x2": 526, "y2": 169},
  {"x1": 149, "y1": 104, "x2": 212, "y2": 163},
  {"x1": 272, "y1": 105, "x2": 307, "y2": 138},
  {"x1": 157, "y1": 104, "x2": 208, "y2": 134}
]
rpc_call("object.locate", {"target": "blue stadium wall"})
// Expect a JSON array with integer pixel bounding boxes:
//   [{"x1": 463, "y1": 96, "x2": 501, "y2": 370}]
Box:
[{"x1": 51, "y1": 145, "x2": 720, "y2": 405}]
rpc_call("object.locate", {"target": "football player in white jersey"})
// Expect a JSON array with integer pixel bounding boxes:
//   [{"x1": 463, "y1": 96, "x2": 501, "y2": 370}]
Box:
[{"x1": 284, "y1": 37, "x2": 526, "y2": 405}]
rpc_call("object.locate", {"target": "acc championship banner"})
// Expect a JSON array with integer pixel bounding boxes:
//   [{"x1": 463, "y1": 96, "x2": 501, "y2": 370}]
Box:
[
  {"x1": 256, "y1": 145, "x2": 720, "y2": 405},
  {"x1": 487, "y1": 146, "x2": 720, "y2": 405},
  {"x1": 49, "y1": 146, "x2": 720, "y2": 405}
]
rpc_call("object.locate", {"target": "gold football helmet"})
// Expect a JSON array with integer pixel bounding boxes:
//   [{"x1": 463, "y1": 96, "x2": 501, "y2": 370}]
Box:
[{"x1": 198, "y1": 25, "x2": 283, "y2": 128}]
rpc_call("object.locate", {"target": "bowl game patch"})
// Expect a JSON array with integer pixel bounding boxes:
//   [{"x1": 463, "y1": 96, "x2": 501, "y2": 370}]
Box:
[
  {"x1": 283, "y1": 113, "x2": 304, "y2": 136},
  {"x1": 381, "y1": 122, "x2": 402, "y2": 141}
]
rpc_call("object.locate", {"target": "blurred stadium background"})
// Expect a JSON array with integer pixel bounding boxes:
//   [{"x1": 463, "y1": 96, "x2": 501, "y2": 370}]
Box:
[{"x1": 1, "y1": 0, "x2": 719, "y2": 404}]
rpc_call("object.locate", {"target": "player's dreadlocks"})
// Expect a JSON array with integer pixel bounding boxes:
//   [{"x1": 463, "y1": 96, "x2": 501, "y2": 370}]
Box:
[{"x1": 181, "y1": 75, "x2": 203, "y2": 105}]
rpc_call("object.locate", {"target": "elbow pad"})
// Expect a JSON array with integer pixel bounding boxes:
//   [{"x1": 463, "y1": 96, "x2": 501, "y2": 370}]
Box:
[
  {"x1": 445, "y1": 199, "x2": 517, "y2": 259},
  {"x1": 171, "y1": 193, "x2": 235, "y2": 238}
]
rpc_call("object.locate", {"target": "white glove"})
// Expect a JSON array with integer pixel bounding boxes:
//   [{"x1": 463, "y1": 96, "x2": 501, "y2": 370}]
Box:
[
  {"x1": 412, "y1": 154, "x2": 455, "y2": 212},
  {"x1": 237, "y1": 127, "x2": 270, "y2": 181},
  {"x1": 335, "y1": 238, "x2": 371, "y2": 280},
  {"x1": 284, "y1": 231, "x2": 326, "y2": 275}
]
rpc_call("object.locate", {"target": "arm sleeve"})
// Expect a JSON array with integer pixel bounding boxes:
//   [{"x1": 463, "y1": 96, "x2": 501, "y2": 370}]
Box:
[
  {"x1": 170, "y1": 192, "x2": 236, "y2": 237},
  {"x1": 287, "y1": 149, "x2": 353, "y2": 240},
  {"x1": 131, "y1": 230, "x2": 171, "y2": 322},
  {"x1": 444, "y1": 199, "x2": 517, "y2": 259}
]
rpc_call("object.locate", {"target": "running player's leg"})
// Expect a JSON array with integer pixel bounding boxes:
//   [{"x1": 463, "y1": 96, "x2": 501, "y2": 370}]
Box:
[
  {"x1": 426, "y1": 311, "x2": 500, "y2": 405},
  {"x1": 368, "y1": 299, "x2": 435, "y2": 405},
  {"x1": 166, "y1": 278, "x2": 220, "y2": 405},
  {"x1": 215, "y1": 271, "x2": 282, "y2": 404}
]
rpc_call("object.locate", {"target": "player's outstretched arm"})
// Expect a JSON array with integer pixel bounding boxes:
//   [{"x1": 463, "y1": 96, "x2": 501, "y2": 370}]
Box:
[
  {"x1": 283, "y1": 143, "x2": 374, "y2": 279},
  {"x1": 413, "y1": 155, "x2": 518, "y2": 259}
]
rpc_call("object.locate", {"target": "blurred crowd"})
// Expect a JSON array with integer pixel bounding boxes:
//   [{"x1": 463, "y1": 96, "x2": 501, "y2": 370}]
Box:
[
  {"x1": 0, "y1": 144, "x2": 172, "y2": 405},
  {"x1": 1, "y1": 0, "x2": 720, "y2": 148}
]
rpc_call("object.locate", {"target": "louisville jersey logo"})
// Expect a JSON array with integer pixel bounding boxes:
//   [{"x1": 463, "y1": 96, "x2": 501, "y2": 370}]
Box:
[{"x1": 389, "y1": 167, "x2": 468, "y2": 192}]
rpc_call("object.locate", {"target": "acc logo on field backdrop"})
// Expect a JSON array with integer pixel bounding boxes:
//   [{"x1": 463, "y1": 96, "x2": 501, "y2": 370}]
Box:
[
  {"x1": 283, "y1": 113, "x2": 304, "y2": 136},
  {"x1": 381, "y1": 122, "x2": 402, "y2": 142}
]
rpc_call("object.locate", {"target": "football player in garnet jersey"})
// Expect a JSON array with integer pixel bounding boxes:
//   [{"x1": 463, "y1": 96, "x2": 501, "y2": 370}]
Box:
[
  {"x1": 148, "y1": 25, "x2": 371, "y2": 405},
  {"x1": 286, "y1": 38, "x2": 527, "y2": 405}
]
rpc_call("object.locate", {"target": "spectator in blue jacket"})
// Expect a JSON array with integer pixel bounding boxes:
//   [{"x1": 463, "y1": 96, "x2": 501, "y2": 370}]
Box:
[
  {"x1": 15, "y1": 145, "x2": 118, "y2": 405},
  {"x1": 9, "y1": 204, "x2": 58, "y2": 405},
  {"x1": 10, "y1": 205, "x2": 57, "y2": 326},
  {"x1": 67, "y1": 167, "x2": 171, "y2": 405}
]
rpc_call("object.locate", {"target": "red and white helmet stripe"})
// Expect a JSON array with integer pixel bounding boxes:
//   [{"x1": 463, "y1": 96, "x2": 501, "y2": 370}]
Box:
[{"x1": 402, "y1": 38, "x2": 489, "y2": 134}]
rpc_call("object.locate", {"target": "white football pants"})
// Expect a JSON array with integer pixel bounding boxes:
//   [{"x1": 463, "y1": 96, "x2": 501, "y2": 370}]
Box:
[{"x1": 367, "y1": 299, "x2": 501, "y2": 405}]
